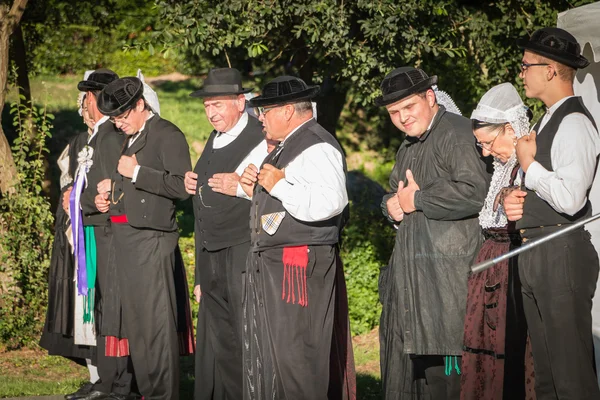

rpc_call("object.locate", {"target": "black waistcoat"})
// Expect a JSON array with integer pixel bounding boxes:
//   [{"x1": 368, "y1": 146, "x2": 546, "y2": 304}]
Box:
[
  {"x1": 517, "y1": 97, "x2": 598, "y2": 229},
  {"x1": 250, "y1": 119, "x2": 347, "y2": 251},
  {"x1": 193, "y1": 116, "x2": 264, "y2": 251}
]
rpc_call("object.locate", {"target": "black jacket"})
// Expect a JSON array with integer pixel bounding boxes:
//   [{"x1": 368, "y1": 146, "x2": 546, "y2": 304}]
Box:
[
  {"x1": 380, "y1": 107, "x2": 490, "y2": 356},
  {"x1": 110, "y1": 115, "x2": 191, "y2": 231},
  {"x1": 80, "y1": 120, "x2": 125, "y2": 226}
]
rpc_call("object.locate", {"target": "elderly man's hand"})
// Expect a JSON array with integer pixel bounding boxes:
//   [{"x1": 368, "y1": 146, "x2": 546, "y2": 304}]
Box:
[
  {"x1": 97, "y1": 179, "x2": 111, "y2": 195},
  {"x1": 208, "y1": 173, "x2": 240, "y2": 196},
  {"x1": 95, "y1": 192, "x2": 110, "y2": 213},
  {"x1": 118, "y1": 154, "x2": 138, "y2": 178},
  {"x1": 397, "y1": 169, "x2": 420, "y2": 214},
  {"x1": 184, "y1": 171, "x2": 198, "y2": 195},
  {"x1": 258, "y1": 164, "x2": 285, "y2": 193},
  {"x1": 240, "y1": 164, "x2": 259, "y2": 197},
  {"x1": 193, "y1": 285, "x2": 201, "y2": 303},
  {"x1": 503, "y1": 189, "x2": 527, "y2": 221},
  {"x1": 62, "y1": 187, "x2": 73, "y2": 216},
  {"x1": 516, "y1": 131, "x2": 537, "y2": 172}
]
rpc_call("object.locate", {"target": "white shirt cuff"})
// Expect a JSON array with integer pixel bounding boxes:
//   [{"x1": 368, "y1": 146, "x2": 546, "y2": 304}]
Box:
[
  {"x1": 131, "y1": 165, "x2": 141, "y2": 183},
  {"x1": 524, "y1": 161, "x2": 544, "y2": 191},
  {"x1": 269, "y1": 178, "x2": 292, "y2": 201},
  {"x1": 236, "y1": 182, "x2": 251, "y2": 200}
]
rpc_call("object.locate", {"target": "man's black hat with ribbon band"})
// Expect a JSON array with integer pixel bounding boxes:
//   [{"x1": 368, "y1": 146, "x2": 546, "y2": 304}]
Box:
[
  {"x1": 97, "y1": 77, "x2": 144, "y2": 117},
  {"x1": 190, "y1": 68, "x2": 253, "y2": 98},
  {"x1": 375, "y1": 66, "x2": 438, "y2": 107}
]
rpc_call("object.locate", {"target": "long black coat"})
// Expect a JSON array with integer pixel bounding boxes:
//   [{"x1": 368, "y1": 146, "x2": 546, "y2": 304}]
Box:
[{"x1": 380, "y1": 107, "x2": 489, "y2": 356}]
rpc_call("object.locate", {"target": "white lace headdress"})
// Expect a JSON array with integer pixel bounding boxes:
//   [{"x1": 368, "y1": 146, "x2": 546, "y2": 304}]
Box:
[
  {"x1": 470, "y1": 82, "x2": 530, "y2": 229},
  {"x1": 433, "y1": 85, "x2": 462, "y2": 115},
  {"x1": 137, "y1": 69, "x2": 161, "y2": 115},
  {"x1": 77, "y1": 70, "x2": 95, "y2": 116}
]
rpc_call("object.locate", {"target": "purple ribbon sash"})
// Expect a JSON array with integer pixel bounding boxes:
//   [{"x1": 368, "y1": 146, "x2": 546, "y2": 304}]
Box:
[{"x1": 70, "y1": 173, "x2": 88, "y2": 296}]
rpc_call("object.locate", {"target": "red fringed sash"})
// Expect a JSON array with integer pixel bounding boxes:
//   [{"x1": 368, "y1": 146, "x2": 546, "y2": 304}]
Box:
[
  {"x1": 106, "y1": 336, "x2": 130, "y2": 357},
  {"x1": 282, "y1": 245, "x2": 309, "y2": 307}
]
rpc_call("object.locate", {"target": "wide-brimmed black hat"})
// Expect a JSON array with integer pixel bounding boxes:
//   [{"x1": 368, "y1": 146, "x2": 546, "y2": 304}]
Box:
[
  {"x1": 375, "y1": 67, "x2": 437, "y2": 107},
  {"x1": 247, "y1": 76, "x2": 320, "y2": 107},
  {"x1": 190, "y1": 68, "x2": 253, "y2": 97},
  {"x1": 97, "y1": 77, "x2": 144, "y2": 117},
  {"x1": 517, "y1": 27, "x2": 589, "y2": 69},
  {"x1": 77, "y1": 68, "x2": 119, "y2": 92}
]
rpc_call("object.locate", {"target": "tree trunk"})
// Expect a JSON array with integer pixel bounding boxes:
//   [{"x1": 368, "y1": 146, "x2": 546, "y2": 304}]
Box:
[
  {"x1": 11, "y1": 23, "x2": 30, "y2": 106},
  {"x1": 0, "y1": 0, "x2": 28, "y2": 195}
]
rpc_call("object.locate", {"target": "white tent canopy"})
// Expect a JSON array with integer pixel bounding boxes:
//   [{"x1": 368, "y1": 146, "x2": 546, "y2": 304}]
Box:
[{"x1": 558, "y1": 1, "x2": 600, "y2": 388}]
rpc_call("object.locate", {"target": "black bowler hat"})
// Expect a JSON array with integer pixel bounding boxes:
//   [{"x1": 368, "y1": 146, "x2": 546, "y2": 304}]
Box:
[
  {"x1": 375, "y1": 67, "x2": 437, "y2": 107},
  {"x1": 247, "y1": 76, "x2": 320, "y2": 107},
  {"x1": 97, "y1": 77, "x2": 144, "y2": 117},
  {"x1": 189, "y1": 68, "x2": 253, "y2": 97},
  {"x1": 77, "y1": 68, "x2": 119, "y2": 92},
  {"x1": 517, "y1": 27, "x2": 589, "y2": 69}
]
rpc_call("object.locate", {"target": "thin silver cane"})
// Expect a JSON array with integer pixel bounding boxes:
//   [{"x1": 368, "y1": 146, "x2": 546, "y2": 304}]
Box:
[{"x1": 471, "y1": 212, "x2": 600, "y2": 274}]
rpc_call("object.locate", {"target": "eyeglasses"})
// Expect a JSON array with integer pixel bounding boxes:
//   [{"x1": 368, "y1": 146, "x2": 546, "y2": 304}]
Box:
[
  {"x1": 254, "y1": 106, "x2": 280, "y2": 116},
  {"x1": 520, "y1": 62, "x2": 550, "y2": 72},
  {"x1": 476, "y1": 131, "x2": 500, "y2": 151},
  {"x1": 109, "y1": 108, "x2": 133, "y2": 124}
]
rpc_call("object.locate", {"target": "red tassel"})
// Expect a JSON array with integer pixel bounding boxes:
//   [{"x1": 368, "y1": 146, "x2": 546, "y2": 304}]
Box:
[{"x1": 282, "y1": 246, "x2": 309, "y2": 307}]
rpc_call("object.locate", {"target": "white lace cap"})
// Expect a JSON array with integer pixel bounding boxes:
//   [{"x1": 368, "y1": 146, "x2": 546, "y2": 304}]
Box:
[
  {"x1": 432, "y1": 85, "x2": 462, "y2": 115},
  {"x1": 470, "y1": 83, "x2": 529, "y2": 138},
  {"x1": 472, "y1": 82, "x2": 531, "y2": 229},
  {"x1": 137, "y1": 69, "x2": 161, "y2": 115},
  {"x1": 78, "y1": 70, "x2": 95, "y2": 116}
]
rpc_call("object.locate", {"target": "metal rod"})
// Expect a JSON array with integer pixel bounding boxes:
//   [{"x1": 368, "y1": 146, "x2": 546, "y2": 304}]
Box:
[{"x1": 470, "y1": 213, "x2": 600, "y2": 274}]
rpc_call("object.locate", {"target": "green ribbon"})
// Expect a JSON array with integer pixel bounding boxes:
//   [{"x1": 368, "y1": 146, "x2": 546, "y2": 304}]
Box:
[{"x1": 82, "y1": 226, "x2": 97, "y2": 323}]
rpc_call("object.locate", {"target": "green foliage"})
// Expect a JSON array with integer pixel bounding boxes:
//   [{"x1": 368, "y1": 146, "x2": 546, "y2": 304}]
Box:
[
  {"x1": 22, "y1": 0, "x2": 179, "y2": 76},
  {"x1": 154, "y1": 0, "x2": 596, "y2": 143},
  {"x1": 341, "y1": 193, "x2": 394, "y2": 335},
  {"x1": 0, "y1": 95, "x2": 55, "y2": 349}
]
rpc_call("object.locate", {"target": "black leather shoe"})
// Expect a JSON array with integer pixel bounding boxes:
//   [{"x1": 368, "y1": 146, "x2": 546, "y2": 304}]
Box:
[
  {"x1": 65, "y1": 382, "x2": 94, "y2": 400},
  {"x1": 70, "y1": 390, "x2": 112, "y2": 400},
  {"x1": 106, "y1": 394, "x2": 143, "y2": 400}
]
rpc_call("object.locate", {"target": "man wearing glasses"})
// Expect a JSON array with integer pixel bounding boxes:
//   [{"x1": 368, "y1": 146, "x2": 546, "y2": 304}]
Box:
[
  {"x1": 504, "y1": 27, "x2": 600, "y2": 399},
  {"x1": 67, "y1": 69, "x2": 144, "y2": 400},
  {"x1": 94, "y1": 77, "x2": 194, "y2": 400},
  {"x1": 183, "y1": 67, "x2": 268, "y2": 400},
  {"x1": 239, "y1": 76, "x2": 355, "y2": 400}
]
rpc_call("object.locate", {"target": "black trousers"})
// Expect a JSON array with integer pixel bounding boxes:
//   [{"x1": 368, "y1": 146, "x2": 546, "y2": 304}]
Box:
[
  {"x1": 519, "y1": 228, "x2": 600, "y2": 400},
  {"x1": 243, "y1": 245, "x2": 337, "y2": 400},
  {"x1": 112, "y1": 224, "x2": 181, "y2": 400},
  {"x1": 92, "y1": 225, "x2": 133, "y2": 395},
  {"x1": 195, "y1": 242, "x2": 248, "y2": 400}
]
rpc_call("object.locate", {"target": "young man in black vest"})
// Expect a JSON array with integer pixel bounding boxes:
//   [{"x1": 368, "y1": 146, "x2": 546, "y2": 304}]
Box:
[
  {"x1": 94, "y1": 77, "x2": 194, "y2": 400},
  {"x1": 239, "y1": 76, "x2": 355, "y2": 400},
  {"x1": 67, "y1": 69, "x2": 141, "y2": 400},
  {"x1": 183, "y1": 67, "x2": 267, "y2": 400},
  {"x1": 505, "y1": 27, "x2": 600, "y2": 399}
]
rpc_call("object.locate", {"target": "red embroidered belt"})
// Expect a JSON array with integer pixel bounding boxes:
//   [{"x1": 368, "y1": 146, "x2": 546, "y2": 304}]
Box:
[{"x1": 110, "y1": 214, "x2": 128, "y2": 224}]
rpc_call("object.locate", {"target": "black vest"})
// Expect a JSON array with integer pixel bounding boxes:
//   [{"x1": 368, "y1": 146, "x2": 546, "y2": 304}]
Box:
[
  {"x1": 517, "y1": 97, "x2": 598, "y2": 229},
  {"x1": 193, "y1": 116, "x2": 264, "y2": 251},
  {"x1": 250, "y1": 119, "x2": 347, "y2": 251}
]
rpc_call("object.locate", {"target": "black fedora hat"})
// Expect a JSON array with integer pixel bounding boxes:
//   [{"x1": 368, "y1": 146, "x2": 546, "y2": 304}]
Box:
[
  {"x1": 247, "y1": 76, "x2": 320, "y2": 108},
  {"x1": 190, "y1": 68, "x2": 253, "y2": 97},
  {"x1": 517, "y1": 27, "x2": 589, "y2": 69},
  {"x1": 97, "y1": 77, "x2": 144, "y2": 117},
  {"x1": 77, "y1": 68, "x2": 119, "y2": 92},
  {"x1": 375, "y1": 67, "x2": 437, "y2": 107}
]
